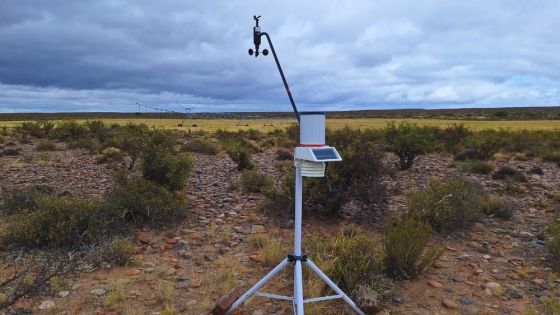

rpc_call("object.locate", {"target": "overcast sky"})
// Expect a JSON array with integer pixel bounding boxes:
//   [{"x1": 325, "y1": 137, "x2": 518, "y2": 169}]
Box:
[{"x1": 0, "y1": 1, "x2": 558, "y2": 113}]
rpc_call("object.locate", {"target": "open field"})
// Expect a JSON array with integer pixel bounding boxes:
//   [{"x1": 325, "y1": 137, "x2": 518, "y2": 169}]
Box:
[{"x1": 2, "y1": 117, "x2": 560, "y2": 132}]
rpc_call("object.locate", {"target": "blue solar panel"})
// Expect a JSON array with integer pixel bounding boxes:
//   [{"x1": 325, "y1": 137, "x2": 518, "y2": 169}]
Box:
[{"x1": 311, "y1": 148, "x2": 338, "y2": 161}]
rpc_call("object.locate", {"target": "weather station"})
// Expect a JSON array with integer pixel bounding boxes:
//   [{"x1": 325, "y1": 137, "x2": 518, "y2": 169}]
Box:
[{"x1": 221, "y1": 16, "x2": 366, "y2": 315}]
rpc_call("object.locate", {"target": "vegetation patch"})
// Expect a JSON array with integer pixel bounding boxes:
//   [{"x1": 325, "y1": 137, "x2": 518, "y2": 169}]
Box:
[{"x1": 492, "y1": 166, "x2": 527, "y2": 182}]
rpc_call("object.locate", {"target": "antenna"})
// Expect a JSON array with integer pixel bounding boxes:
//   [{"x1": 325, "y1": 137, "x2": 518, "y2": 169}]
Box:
[{"x1": 220, "y1": 17, "x2": 366, "y2": 315}]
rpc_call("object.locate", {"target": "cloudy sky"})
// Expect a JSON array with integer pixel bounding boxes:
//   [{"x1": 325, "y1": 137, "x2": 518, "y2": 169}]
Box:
[{"x1": 0, "y1": 0, "x2": 558, "y2": 113}]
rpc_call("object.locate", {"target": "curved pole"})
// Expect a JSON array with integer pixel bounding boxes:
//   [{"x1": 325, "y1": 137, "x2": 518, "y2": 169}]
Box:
[{"x1": 260, "y1": 32, "x2": 300, "y2": 123}]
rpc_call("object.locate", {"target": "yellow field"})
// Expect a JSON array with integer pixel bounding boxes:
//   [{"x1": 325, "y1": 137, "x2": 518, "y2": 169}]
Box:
[{"x1": 1, "y1": 118, "x2": 560, "y2": 132}]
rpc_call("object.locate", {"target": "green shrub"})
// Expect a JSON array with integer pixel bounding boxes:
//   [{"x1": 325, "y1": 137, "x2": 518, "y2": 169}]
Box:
[
  {"x1": 13, "y1": 120, "x2": 55, "y2": 138},
  {"x1": 383, "y1": 217, "x2": 444, "y2": 280},
  {"x1": 548, "y1": 214, "x2": 560, "y2": 263},
  {"x1": 492, "y1": 166, "x2": 527, "y2": 182},
  {"x1": 104, "y1": 172, "x2": 187, "y2": 224},
  {"x1": 87, "y1": 237, "x2": 136, "y2": 268},
  {"x1": 96, "y1": 147, "x2": 124, "y2": 164},
  {"x1": 275, "y1": 149, "x2": 293, "y2": 161},
  {"x1": 0, "y1": 185, "x2": 56, "y2": 215},
  {"x1": 465, "y1": 129, "x2": 509, "y2": 160},
  {"x1": 181, "y1": 139, "x2": 219, "y2": 155},
  {"x1": 36, "y1": 140, "x2": 56, "y2": 151},
  {"x1": 66, "y1": 138, "x2": 99, "y2": 153},
  {"x1": 493, "y1": 110, "x2": 508, "y2": 118},
  {"x1": 50, "y1": 120, "x2": 87, "y2": 141},
  {"x1": 469, "y1": 161, "x2": 495, "y2": 174},
  {"x1": 305, "y1": 233, "x2": 383, "y2": 293},
  {"x1": 406, "y1": 177, "x2": 485, "y2": 233},
  {"x1": 541, "y1": 151, "x2": 560, "y2": 164},
  {"x1": 226, "y1": 146, "x2": 254, "y2": 171},
  {"x1": 383, "y1": 121, "x2": 438, "y2": 170},
  {"x1": 435, "y1": 123, "x2": 472, "y2": 154},
  {"x1": 528, "y1": 167, "x2": 544, "y2": 175},
  {"x1": 241, "y1": 170, "x2": 275, "y2": 193},
  {"x1": 2, "y1": 148, "x2": 20, "y2": 156},
  {"x1": 140, "y1": 129, "x2": 192, "y2": 190},
  {"x1": 480, "y1": 195, "x2": 514, "y2": 220},
  {"x1": 0, "y1": 196, "x2": 117, "y2": 249}
]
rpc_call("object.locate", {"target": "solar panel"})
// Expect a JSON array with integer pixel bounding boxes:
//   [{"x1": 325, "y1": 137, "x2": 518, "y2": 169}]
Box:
[{"x1": 311, "y1": 148, "x2": 339, "y2": 161}]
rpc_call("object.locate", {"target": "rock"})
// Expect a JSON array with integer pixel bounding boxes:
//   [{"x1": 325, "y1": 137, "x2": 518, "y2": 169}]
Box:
[
  {"x1": 502, "y1": 301, "x2": 527, "y2": 312},
  {"x1": 90, "y1": 289, "x2": 107, "y2": 296},
  {"x1": 442, "y1": 299, "x2": 458, "y2": 309},
  {"x1": 58, "y1": 291, "x2": 69, "y2": 298},
  {"x1": 461, "y1": 297, "x2": 474, "y2": 305},
  {"x1": 485, "y1": 282, "x2": 502, "y2": 294},
  {"x1": 38, "y1": 300, "x2": 55, "y2": 310},
  {"x1": 459, "y1": 306, "x2": 479, "y2": 315},
  {"x1": 93, "y1": 273, "x2": 108, "y2": 280},
  {"x1": 353, "y1": 285, "x2": 382, "y2": 314},
  {"x1": 71, "y1": 283, "x2": 82, "y2": 290},
  {"x1": 126, "y1": 269, "x2": 141, "y2": 276},
  {"x1": 428, "y1": 280, "x2": 443, "y2": 288},
  {"x1": 190, "y1": 279, "x2": 202, "y2": 288},
  {"x1": 212, "y1": 287, "x2": 243, "y2": 315}
]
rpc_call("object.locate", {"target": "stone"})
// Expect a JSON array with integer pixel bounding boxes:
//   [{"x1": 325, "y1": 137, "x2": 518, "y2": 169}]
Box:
[
  {"x1": 126, "y1": 269, "x2": 141, "y2": 276},
  {"x1": 166, "y1": 238, "x2": 178, "y2": 244},
  {"x1": 38, "y1": 300, "x2": 55, "y2": 310},
  {"x1": 58, "y1": 291, "x2": 69, "y2": 298},
  {"x1": 94, "y1": 273, "x2": 108, "y2": 280},
  {"x1": 352, "y1": 285, "x2": 382, "y2": 314},
  {"x1": 442, "y1": 299, "x2": 458, "y2": 309},
  {"x1": 212, "y1": 287, "x2": 244, "y2": 315},
  {"x1": 460, "y1": 307, "x2": 479, "y2": 315},
  {"x1": 90, "y1": 289, "x2": 107, "y2": 296},
  {"x1": 428, "y1": 280, "x2": 443, "y2": 288},
  {"x1": 190, "y1": 279, "x2": 202, "y2": 288}
]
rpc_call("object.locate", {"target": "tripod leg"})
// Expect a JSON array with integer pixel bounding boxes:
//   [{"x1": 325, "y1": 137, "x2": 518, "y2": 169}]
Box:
[
  {"x1": 224, "y1": 258, "x2": 290, "y2": 315},
  {"x1": 294, "y1": 260, "x2": 305, "y2": 315},
  {"x1": 305, "y1": 259, "x2": 366, "y2": 315}
]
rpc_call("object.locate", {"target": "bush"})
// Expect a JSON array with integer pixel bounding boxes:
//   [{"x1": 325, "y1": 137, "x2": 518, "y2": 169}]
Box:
[
  {"x1": 13, "y1": 120, "x2": 55, "y2": 138},
  {"x1": 383, "y1": 217, "x2": 444, "y2": 280},
  {"x1": 226, "y1": 146, "x2": 254, "y2": 171},
  {"x1": 406, "y1": 177, "x2": 485, "y2": 233},
  {"x1": 96, "y1": 147, "x2": 124, "y2": 164},
  {"x1": 140, "y1": 129, "x2": 193, "y2": 190},
  {"x1": 0, "y1": 196, "x2": 117, "y2": 249},
  {"x1": 66, "y1": 138, "x2": 99, "y2": 153},
  {"x1": 383, "y1": 121, "x2": 438, "y2": 170},
  {"x1": 0, "y1": 185, "x2": 56, "y2": 215},
  {"x1": 465, "y1": 129, "x2": 509, "y2": 160},
  {"x1": 528, "y1": 167, "x2": 544, "y2": 175},
  {"x1": 36, "y1": 140, "x2": 56, "y2": 151},
  {"x1": 181, "y1": 139, "x2": 219, "y2": 155},
  {"x1": 469, "y1": 161, "x2": 495, "y2": 174},
  {"x1": 436, "y1": 123, "x2": 472, "y2": 154},
  {"x1": 241, "y1": 170, "x2": 275, "y2": 193},
  {"x1": 305, "y1": 233, "x2": 383, "y2": 293},
  {"x1": 50, "y1": 120, "x2": 87, "y2": 141},
  {"x1": 548, "y1": 214, "x2": 560, "y2": 264},
  {"x1": 480, "y1": 195, "x2": 514, "y2": 220},
  {"x1": 86, "y1": 237, "x2": 136, "y2": 268},
  {"x1": 2, "y1": 148, "x2": 20, "y2": 156},
  {"x1": 541, "y1": 151, "x2": 560, "y2": 164},
  {"x1": 276, "y1": 149, "x2": 293, "y2": 161},
  {"x1": 104, "y1": 172, "x2": 187, "y2": 224},
  {"x1": 492, "y1": 166, "x2": 527, "y2": 182}
]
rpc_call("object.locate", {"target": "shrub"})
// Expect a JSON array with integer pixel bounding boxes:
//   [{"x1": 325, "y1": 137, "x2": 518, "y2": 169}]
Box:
[
  {"x1": 13, "y1": 120, "x2": 55, "y2": 138},
  {"x1": 383, "y1": 217, "x2": 444, "y2": 280},
  {"x1": 36, "y1": 140, "x2": 56, "y2": 151},
  {"x1": 86, "y1": 237, "x2": 136, "y2": 268},
  {"x1": 2, "y1": 148, "x2": 20, "y2": 156},
  {"x1": 66, "y1": 138, "x2": 99, "y2": 153},
  {"x1": 548, "y1": 214, "x2": 560, "y2": 263},
  {"x1": 436, "y1": 123, "x2": 473, "y2": 154},
  {"x1": 241, "y1": 170, "x2": 275, "y2": 193},
  {"x1": 50, "y1": 120, "x2": 87, "y2": 141},
  {"x1": 0, "y1": 185, "x2": 56, "y2": 215},
  {"x1": 493, "y1": 110, "x2": 508, "y2": 118},
  {"x1": 383, "y1": 121, "x2": 438, "y2": 170},
  {"x1": 181, "y1": 139, "x2": 219, "y2": 155},
  {"x1": 406, "y1": 177, "x2": 485, "y2": 233},
  {"x1": 480, "y1": 195, "x2": 514, "y2": 220},
  {"x1": 104, "y1": 172, "x2": 187, "y2": 224},
  {"x1": 225, "y1": 146, "x2": 254, "y2": 171},
  {"x1": 305, "y1": 233, "x2": 383, "y2": 293},
  {"x1": 140, "y1": 129, "x2": 192, "y2": 190},
  {"x1": 96, "y1": 147, "x2": 124, "y2": 164},
  {"x1": 541, "y1": 151, "x2": 560, "y2": 164},
  {"x1": 528, "y1": 167, "x2": 544, "y2": 175},
  {"x1": 0, "y1": 196, "x2": 117, "y2": 248},
  {"x1": 469, "y1": 161, "x2": 495, "y2": 174},
  {"x1": 492, "y1": 166, "x2": 527, "y2": 182},
  {"x1": 276, "y1": 149, "x2": 293, "y2": 161},
  {"x1": 465, "y1": 129, "x2": 509, "y2": 160}
]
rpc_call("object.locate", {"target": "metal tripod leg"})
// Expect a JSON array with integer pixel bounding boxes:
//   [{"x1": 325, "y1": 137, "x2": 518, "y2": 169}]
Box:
[
  {"x1": 305, "y1": 259, "x2": 366, "y2": 315},
  {"x1": 224, "y1": 258, "x2": 290, "y2": 315}
]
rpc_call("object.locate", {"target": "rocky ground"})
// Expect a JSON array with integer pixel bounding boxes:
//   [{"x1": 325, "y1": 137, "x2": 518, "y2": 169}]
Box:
[{"x1": 1, "y1": 138, "x2": 559, "y2": 315}]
